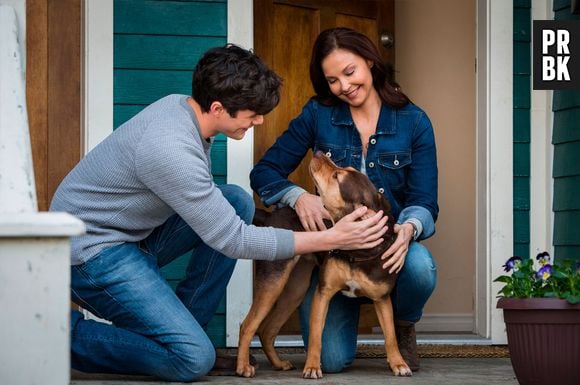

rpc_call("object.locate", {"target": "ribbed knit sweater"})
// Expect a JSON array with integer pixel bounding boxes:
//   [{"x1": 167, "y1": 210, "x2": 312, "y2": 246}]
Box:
[{"x1": 50, "y1": 94, "x2": 294, "y2": 265}]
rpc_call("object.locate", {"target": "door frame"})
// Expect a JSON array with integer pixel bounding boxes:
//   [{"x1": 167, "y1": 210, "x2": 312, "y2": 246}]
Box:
[{"x1": 82, "y1": 0, "x2": 545, "y2": 346}]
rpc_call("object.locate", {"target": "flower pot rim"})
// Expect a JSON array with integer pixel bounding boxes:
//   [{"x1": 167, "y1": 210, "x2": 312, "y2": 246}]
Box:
[{"x1": 497, "y1": 297, "x2": 579, "y2": 309}]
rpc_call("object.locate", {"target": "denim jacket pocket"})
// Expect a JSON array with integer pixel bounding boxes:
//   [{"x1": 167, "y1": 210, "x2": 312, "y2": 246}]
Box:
[
  {"x1": 314, "y1": 144, "x2": 347, "y2": 166},
  {"x1": 377, "y1": 151, "x2": 411, "y2": 191}
]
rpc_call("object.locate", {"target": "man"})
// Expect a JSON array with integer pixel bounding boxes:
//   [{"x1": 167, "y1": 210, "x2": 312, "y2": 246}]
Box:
[{"x1": 51, "y1": 45, "x2": 388, "y2": 382}]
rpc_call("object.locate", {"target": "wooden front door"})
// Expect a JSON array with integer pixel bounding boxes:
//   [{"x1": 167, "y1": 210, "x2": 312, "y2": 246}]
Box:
[
  {"x1": 253, "y1": 0, "x2": 395, "y2": 334},
  {"x1": 27, "y1": 0, "x2": 82, "y2": 211},
  {"x1": 253, "y1": 0, "x2": 394, "y2": 196}
]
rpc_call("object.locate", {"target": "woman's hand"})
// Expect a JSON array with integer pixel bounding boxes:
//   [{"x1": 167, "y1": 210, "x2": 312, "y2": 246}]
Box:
[
  {"x1": 380, "y1": 223, "x2": 414, "y2": 273},
  {"x1": 295, "y1": 193, "x2": 332, "y2": 231},
  {"x1": 328, "y1": 206, "x2": 388, "y2": 250}
]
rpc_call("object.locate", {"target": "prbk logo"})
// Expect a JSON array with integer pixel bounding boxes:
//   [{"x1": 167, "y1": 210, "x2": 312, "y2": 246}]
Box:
[{"x1": 533, "y1": 20, "x2": 580, "y2": 90}]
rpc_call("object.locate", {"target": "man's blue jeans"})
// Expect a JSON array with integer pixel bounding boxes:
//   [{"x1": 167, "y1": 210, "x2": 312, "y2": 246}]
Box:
[
  {"x1": 298, "y1": 242, "x2": 437, "y2": 373},
  {"x1": 69, "y1": 184, "x2": 254, "y2": 382}
]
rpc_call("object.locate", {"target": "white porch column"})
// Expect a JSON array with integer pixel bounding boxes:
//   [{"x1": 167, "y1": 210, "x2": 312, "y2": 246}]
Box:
[
  {"x1": 0, "y1": 214, "x2": 84, "y2": 385},
  {"x1": 0, "y1": 3, "x2": 36, "y2": 213}
]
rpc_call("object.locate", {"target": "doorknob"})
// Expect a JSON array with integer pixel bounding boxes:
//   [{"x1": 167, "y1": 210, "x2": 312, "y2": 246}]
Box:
[{"x1": 380, "y1": 32, "x2": 394, "y2": 48}]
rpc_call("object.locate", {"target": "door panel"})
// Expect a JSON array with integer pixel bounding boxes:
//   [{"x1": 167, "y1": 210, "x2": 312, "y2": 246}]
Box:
[
  {"x1": 266, "y1": 4, "x2": 318, "y2": 193},
  {"x1": 254, "y1": 0, "x2": 394, "y2": 335},
  {"x1": 335, "y1": 14, "x2": 377, "y2": 40}
]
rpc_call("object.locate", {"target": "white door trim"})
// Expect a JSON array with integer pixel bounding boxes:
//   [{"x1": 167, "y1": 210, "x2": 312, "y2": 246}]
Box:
[
  {"x1": 477, "y1": 0, "x2": 514, "y2": 344},
  {"x1": 83, "y1": 0, "x2": 113, "y2": 154},
  {"x1": 225, "y1": 0, "x2": 255, "y2": 347}
]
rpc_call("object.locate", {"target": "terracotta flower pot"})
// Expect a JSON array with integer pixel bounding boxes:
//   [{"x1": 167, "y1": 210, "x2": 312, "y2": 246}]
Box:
[{"x1": 497, "y1": 297, "x2": 580, "y2": 385}]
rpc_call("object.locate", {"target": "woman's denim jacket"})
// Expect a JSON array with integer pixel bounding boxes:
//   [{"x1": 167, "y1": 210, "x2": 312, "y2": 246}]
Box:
[{"x1": 250, "y1": 98, "x2": 438, "y2": 240}]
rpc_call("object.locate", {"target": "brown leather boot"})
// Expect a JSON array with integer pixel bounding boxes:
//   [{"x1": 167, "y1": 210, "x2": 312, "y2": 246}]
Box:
[{"x1": 395, "y1": 320, "x2": 419, "y2": 371}]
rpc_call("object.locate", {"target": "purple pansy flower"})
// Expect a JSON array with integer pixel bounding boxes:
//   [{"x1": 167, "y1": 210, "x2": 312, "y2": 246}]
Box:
[
  {"x1": 536, "y1": 251, "x2": 551, "y2": 266},
  {"x1": 536, "y1": 264, "x2": 552, "y2": 281},
  {"x1": 503, "y1": 256, "x2": 522, "y2": 272}
]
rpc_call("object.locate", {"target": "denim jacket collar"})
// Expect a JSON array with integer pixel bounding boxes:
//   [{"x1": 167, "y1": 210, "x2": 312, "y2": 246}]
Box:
[{"x1": 330, "y1": 102, "x2": 397, "y2": 134}]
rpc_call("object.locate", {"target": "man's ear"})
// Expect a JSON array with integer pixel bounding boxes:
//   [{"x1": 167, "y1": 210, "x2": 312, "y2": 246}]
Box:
[{"x1": 209, "y1": 101, "x2": 225, "y2": 117}]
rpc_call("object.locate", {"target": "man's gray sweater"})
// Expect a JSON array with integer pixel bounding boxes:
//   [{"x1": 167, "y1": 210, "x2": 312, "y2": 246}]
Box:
[{"x1": 50, "y1": 94, "x2": 294, "y2": 265}]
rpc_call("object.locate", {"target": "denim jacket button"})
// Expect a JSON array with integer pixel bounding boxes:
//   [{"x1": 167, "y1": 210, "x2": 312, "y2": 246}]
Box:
[
  {"x1": 368, "y1": 162, "x2": 375, "y2": 168},
  {"x1": 394, "y1": 159, "x2": 400, "y2": 166},
  {"x1": 370, "y1": 138, "x2": 377, "y2": 145},
  {"x1": 325, "y1": 151, "x2": 332, "y2": 158},
  {"x1": 378, "y1": 188, "x2": 385, "y2": 194}
]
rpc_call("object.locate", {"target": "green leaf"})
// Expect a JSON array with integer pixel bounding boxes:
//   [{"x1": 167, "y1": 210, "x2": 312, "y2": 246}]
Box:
[
  {"x1": 566, "y1": 296, "x2": 580, "y2": 304},
  {"x1": 552, "y1": 270, "x2": 567, "y2": 279}
]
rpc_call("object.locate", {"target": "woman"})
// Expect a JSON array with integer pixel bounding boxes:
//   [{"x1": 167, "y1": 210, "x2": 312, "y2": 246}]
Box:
[{"x1": 250, "y1": 28, "x2": 438, "y2": 372}]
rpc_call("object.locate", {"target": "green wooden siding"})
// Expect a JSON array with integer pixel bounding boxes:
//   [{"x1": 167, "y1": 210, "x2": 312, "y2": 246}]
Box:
[
  {"x1": 552, "y1": 1, "x2": 580, "y2": 262},
  {"x1": 114, "y1": 0, "x2": 229, "y2": 346},
  {"x1": 513, "y1": 0, "x2": 531, "y2": 258}
]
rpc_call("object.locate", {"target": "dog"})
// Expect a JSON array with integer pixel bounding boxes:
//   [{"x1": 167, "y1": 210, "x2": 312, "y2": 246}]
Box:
[{"x1": 236, "y1": 151, "x2": 412, "y2": 378}]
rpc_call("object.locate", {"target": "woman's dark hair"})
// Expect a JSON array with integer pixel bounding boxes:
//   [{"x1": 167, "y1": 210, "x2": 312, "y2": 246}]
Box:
[
  {"x1": 310, "y1": 27, "x2": 410, "y2": 108},
  {"x1": 192, "y1": 44, "x2": 282, "y2": 116}
]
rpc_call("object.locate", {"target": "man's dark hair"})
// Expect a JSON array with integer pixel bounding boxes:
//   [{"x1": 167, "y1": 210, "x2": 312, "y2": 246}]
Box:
[{"x1": 192, "y1": 44, "x2": 282, "y2": 116}]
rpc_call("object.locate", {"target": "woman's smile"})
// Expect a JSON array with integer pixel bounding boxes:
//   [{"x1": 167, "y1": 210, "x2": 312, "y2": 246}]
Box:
[{"x1": 343, "y1": 86, "x2": 361, "y2": 99}]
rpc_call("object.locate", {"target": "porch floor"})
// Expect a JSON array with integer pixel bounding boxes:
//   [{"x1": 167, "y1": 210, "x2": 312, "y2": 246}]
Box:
[{"x1": 70, "y1": 352, "x2": 517, "y2": 385}]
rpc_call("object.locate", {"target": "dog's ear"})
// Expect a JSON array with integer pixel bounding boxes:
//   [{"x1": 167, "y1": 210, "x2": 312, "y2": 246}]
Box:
[{"x1": 375, "y1": 192, "x2": 392, "y2": 214}]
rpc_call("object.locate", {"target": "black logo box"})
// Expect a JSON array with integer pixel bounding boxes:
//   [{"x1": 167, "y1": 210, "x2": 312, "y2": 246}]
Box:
[{"x1": 533, "y1": 20, "x2": 580, "y2": 90}]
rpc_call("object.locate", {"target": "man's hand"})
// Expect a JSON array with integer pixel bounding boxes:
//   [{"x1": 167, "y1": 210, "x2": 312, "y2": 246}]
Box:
[
  {"x1": 380, "y1": 223, "x2": 414, "y2": 273},
  {"x1": 292, "y1": 207, "x2": 388, "y2": 255},
  {"x1": 295, "y1": 193, "x2": 332, "y2": 231},
  {"x1": 329, "y1": 207, "x2": 388, "y2": 250}
]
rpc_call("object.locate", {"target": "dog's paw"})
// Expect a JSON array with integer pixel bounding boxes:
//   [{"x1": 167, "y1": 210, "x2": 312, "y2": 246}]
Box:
[
  {"x1": 235, "y1": 363, "x2": 256, "y2": 378},
  {"x1": 302, "y1": 365, "x2": 323, "y2": 379},
  {"x1": 391, "y1": 363, "x2": 413, "y2": 377},
  {"x1": 273, "y1": 360, "x2": 296, "y2": 371}
]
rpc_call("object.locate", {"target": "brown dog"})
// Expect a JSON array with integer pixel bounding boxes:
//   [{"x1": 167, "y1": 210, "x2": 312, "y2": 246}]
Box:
[{"x1": 236, "y1": 151, "x2": 412, "y2": 378}]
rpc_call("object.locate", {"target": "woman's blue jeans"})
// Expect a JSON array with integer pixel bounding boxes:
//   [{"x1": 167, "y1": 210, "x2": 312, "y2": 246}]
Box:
[
  {"x1": 69, "y1": 184, "x2": 254, "y2": 382},
  {"x1": 298, "y1": 242, "x2": 437, "y2": 373}
]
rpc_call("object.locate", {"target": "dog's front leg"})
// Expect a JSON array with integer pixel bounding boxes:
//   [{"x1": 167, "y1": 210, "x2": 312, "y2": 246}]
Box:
[
  {"x1": 302, "y1": 284, "x2": 337, "y2": 379},
  {"x1": 373, "y1": 297, "x2": 412, "y2": 376}
]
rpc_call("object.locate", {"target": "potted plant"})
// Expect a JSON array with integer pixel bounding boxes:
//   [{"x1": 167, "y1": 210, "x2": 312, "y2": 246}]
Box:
[{"x1": 495, "y1": 252, "x2": 580, "y2": 385}]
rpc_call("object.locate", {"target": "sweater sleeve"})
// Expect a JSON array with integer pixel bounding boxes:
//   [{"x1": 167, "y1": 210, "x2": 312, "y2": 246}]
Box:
[{"x1": 134, "y1": 123, "x2": 294, "y2": 261}]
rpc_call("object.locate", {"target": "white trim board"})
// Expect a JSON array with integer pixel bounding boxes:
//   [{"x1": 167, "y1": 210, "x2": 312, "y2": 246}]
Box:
[
  {"x1": 225, "y1": 0, "x2": 255, "y2": 348},
  {"x1": 249, "y1": 333, "x2": 492, "y2": 348},
  {"x1": 478, "y1": 0, "x2": 514, "y2": 344},
  {"x1": 83, "y1": 0, "x2": 113, "y2": 154},
  {"x1": 530, "y1": 0, "x2": 554, "y2": 259},
  {"x1": 414, "y1": 314, "x2": 474, "y2": 333}
]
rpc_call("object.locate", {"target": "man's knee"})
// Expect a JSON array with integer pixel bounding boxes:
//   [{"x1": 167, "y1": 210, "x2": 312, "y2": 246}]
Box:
[
  {"x1": 218, "y1": 184, "x2": 255, "y2": 224},
  {"x1": 162, "y1": 341, "x2": 216, "y2": 382}
]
